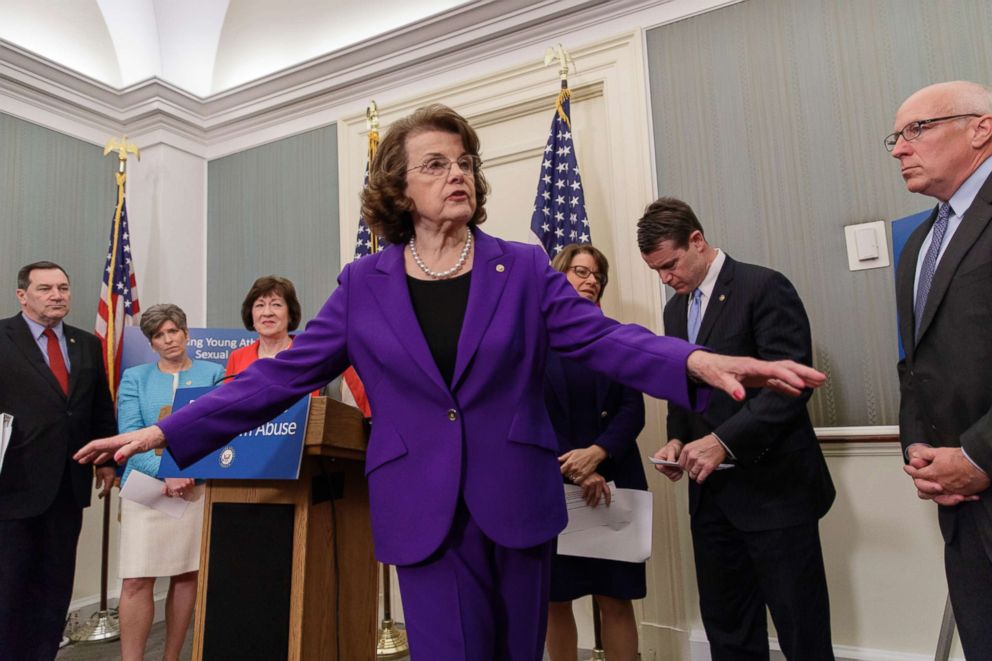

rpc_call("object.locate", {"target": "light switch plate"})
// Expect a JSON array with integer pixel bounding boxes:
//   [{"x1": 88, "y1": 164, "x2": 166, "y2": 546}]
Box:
[{"x1": 844, "y1": 220, "x2": 889, "y2": 271}]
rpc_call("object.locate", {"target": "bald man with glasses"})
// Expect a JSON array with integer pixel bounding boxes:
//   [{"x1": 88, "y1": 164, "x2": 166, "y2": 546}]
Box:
[{"x1": 891, "y1": 81, "x2": 992, "y2": 657}]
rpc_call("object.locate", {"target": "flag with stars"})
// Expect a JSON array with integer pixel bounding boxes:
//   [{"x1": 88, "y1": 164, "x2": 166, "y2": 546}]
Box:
[
  {"x1": 351, "y1": 166, "x2": 383, "y2": 260},
  {"x1": 530, "y1": 86, "x2": 590, "y2": 256},
  {"x1": 95, "y1": 183, "x2": 140, "y2": 400}
]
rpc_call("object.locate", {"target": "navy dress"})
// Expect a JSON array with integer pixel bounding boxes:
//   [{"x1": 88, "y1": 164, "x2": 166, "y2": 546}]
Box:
[{"x1": 545, "y1": 352, "x2": 648, "y2": 601}]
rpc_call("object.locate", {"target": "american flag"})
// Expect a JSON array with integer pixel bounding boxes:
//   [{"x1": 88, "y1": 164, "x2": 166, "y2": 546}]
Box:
[
  {"x1": 352, "y1": 169, "x2": 385, "y2": 259},
  {"x1": 530, "y1": 86, "x2": 590, "y2": 256},
  {"x1": 353, "y1": 216, "x2": 376, "y2": 259},
  {"x1": 95, "y1": 180, "x2": 140, "y2": 400}
]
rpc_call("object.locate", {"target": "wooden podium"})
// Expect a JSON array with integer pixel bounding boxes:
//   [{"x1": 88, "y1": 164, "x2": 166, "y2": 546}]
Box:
[{"x1": 190, "y1": 397, "x2": 376, "y2": 661}]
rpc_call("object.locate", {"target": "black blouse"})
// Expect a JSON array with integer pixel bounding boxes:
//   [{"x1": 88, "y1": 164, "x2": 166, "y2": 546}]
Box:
[{"x1": 406, "y1": 271, "x2": 471, "y2": 386}]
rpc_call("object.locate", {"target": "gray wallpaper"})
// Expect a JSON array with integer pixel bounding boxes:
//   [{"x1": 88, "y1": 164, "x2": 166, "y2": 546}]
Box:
[
  {"x1": 0, "y1": 112, "x2": 115, "y2": 326},
  {"x1": 206, "y1": 125, "x2": 341, "y2": 329},
  {"x1": 646, "y1": 0, "x2": 992, "y2": 426}
]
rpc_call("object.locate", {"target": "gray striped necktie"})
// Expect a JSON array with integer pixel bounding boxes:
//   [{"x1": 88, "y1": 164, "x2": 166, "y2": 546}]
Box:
[{"x1": 914, "y1": 202, "x2": 952, "y2": 339}]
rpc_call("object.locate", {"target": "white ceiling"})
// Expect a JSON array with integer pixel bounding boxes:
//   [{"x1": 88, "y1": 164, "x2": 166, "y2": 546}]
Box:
[{"x1": 0, "y1": 0, "x2": 470, "y2": 97}]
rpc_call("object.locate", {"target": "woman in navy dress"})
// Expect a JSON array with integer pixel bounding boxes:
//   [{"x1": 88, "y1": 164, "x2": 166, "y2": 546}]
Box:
[{"x1": 545, "y1": 244, "x2": 646, "y2": 661}]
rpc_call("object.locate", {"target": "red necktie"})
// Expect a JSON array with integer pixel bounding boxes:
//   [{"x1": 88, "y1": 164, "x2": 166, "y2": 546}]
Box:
[{"x1": 43, "y1": 328, "x2": 69, "y2": 395}]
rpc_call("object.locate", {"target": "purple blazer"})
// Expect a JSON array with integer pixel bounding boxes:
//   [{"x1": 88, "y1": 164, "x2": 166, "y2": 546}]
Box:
[{"x1": 159, "y1": 229, "x2": 708, "y2": 565}]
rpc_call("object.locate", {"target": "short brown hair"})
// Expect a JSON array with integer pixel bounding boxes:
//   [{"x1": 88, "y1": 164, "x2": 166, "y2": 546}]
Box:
[
  {"x1": 551, "y1": 244, "x2": 609, "y2": 301},
  {"x1": 17, "y1": 261, "x2": 69, "y2": 290},
  {"x1": 361, "y1": 104, "x2": 490, "y2": 245},
  {"x1": 240, "y1": 276, "x2": 302, "y2": 331},
  {"x1": 636, "y1": 197, "x2": 705, "y2": 254},
  {"x1": 139, "y1": 304, "x2": 188, "y2": 340}
]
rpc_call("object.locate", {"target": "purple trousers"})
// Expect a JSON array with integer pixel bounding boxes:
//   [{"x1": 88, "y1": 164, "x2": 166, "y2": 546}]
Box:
[{"x1": 396, "y1": 500, "x2": 553, "y2": 660}]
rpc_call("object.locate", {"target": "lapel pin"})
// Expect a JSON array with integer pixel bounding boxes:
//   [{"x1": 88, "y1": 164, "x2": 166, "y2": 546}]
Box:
[
  {"x1": 69, "y1": 337, "x2": 76, "y2": 343},
  {"x1": 185, "y1": 380, "x2": 193, "y2": 386},
  {"x1": 496, "y1": 264, "x2": 505, "y2": 272},
  {"x1": 719, "y1": 294, "x2": 726, "y2": 302}
]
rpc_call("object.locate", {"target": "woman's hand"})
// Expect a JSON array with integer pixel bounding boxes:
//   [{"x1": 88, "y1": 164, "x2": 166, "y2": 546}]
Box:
[
  {"x1": 686, "y1": 351, "x2": 826, "y2": 401},
  {"x1": 560, "y1": 445, "x2": 607, "y2": 484},
  {"x1": 578, "y1": 472, "x2": 612, "y2": 507},
  {"x1": 74, "y1": 425, "x2": 167, "y2": 466},
  {"x1": 163, "y1": 477, "x2": 195, "y2": 499}
]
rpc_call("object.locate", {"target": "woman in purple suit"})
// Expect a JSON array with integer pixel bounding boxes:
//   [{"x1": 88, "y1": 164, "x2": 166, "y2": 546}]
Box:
[
  {"x1": 545, "y1": 244, "x2": 645, "y2": 661},
  {"x1": 76, "y1": 105, "x2": 825, "y2": 661}
]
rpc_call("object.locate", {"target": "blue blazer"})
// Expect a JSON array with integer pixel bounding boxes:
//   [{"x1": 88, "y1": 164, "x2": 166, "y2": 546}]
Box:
[
  {"x1": 160, "y1": 229, "x2": 708, "y2": 565},
  {"x1": 544, "y1": 352, "x2": 647, "y2": 490}
]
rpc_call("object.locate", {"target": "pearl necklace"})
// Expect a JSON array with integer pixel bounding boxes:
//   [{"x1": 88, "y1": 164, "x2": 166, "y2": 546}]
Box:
[{"x1": 409, "y1": 230, "x2": 473, "y2": 279}]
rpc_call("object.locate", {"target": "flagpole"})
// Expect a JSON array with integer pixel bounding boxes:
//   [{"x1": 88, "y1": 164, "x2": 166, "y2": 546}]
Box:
[
  {"x1": 533, "y1": 45, "x2": 605, "y2": 660},
  {"x1": 70, "y1": 137, "x2": 140, "y2": 645},
  {"x1": 362, "y1": 99, "x2": 410, "y2": 660}
]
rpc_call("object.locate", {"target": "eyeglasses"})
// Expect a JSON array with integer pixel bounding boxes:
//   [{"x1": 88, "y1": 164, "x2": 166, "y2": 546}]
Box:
[
  {"x1": 567, "y1": 265, "x2": 607, "y2": 286},
  {"x1": 407, "y1": 155, "x2": 482, "y2": 177},
  {"x1": 883, "y1": 114, "x2": 981, "y2": 151}
]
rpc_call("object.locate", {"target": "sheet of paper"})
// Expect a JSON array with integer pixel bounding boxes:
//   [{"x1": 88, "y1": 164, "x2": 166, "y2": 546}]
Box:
[
  {"x1": 649, "y1": 457, "x2": 734, "y2": 470},
  {"x1": 119, "y1": 469, "x2": 189, "y2": 519},
  {"x1": 562, "y1": 482, "x2": 630, "y2": 533},
  {"x1": 0, "y1": 413, "x2": 12, "y2": 475},
  {"x1": 557, "y1": 486, "x2": 653, "y2": 563}
]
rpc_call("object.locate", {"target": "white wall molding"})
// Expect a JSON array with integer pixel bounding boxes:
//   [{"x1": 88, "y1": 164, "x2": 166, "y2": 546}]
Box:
[
  {"x1": 0, "y1": 0, "x2": 736, "y2": 158},
  {"x1": 820, "y1": 441, "x2": 901, "y2": 458}
]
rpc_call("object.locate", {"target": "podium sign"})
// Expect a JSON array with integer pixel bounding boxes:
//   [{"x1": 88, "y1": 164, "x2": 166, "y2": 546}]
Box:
[
  {"x1": 157, "y1": 386, "x2": 309, "y2": 479},
  {"x1": 122, "y1": 325, "x2": 256, "y2": 370}
]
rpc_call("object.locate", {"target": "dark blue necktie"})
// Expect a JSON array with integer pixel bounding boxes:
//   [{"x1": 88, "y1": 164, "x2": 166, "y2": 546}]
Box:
[
  {"x1": 914, "y1": 202, "x2": 952, "y2": 339},
  {"x1": 688, "y1": 288, "x2": 703, "y2": 343}
]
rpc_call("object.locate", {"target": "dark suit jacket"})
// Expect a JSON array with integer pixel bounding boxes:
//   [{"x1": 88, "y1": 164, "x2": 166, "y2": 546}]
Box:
[
  {"x1": 896, "y1": 170, "x2": 992, "y2": 547},
  {"x1": 0, "y1": 313, "x2": 117, "y2": 520},
  {"x1": 664, "y1": 255, "x2": 834, "y2": 532},
  {"x1": 544, "y1": 352, "x2": 647, "y2": 490}
]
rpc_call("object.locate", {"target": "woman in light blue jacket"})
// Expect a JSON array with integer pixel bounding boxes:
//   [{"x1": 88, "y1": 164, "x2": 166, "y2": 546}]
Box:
[{"x1": 116, "y1": 304, "x2": 223, "y2": 661}]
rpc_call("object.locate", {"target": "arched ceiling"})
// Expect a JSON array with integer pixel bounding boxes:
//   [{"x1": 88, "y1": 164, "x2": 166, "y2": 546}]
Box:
[{"x1": 0, "y1": 0, "x2": 469, "y2": 97}]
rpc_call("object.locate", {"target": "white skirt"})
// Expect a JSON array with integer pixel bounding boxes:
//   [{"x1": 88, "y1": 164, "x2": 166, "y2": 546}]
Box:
[{"x1": 118, "y1": 482, "x2": 205, "y2": 579}]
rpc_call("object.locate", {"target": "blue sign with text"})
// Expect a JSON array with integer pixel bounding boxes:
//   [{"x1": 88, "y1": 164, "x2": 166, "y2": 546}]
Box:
[
  {"x1": 122, "y1": 326, "x2": 257, "y2": 371},
  {"x1": 156, "y1": 386, "x2": 310, "y2": 480}
]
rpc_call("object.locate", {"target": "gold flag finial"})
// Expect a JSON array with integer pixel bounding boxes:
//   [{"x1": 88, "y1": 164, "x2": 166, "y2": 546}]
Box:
[
  {"x1": 366, "y1": 100, "x2": 379, "y2": 132},
  {"x1": 103, "y1": 136, "x2": 140, "y2": 174},
  {"x1": 543, "y1": 44, "x2": 574, "y2": 81}
]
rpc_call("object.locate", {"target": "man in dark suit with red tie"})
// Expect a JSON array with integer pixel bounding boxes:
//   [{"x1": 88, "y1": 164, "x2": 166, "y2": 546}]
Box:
[
  {"x1": 0, "y1": 261, "x2": 117, "y2": 660},
  {"x1": 891, "y1": 81, "x2": 992, "y2": 657},
  {"x1": 643, "y1": 198, "x2": 835, "y2": 660}
]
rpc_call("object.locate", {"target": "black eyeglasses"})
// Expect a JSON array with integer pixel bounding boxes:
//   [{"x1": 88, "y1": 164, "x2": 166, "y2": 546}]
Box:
[
  {"x1": 407, "y1": 155, "x2": 482, "y2": 177},
  {"x1": 567, "y1": 265, "x2": 607, "y2": 286},
  {"x1": 883, "y1": 114, "x2": 981, "y2": 151}
]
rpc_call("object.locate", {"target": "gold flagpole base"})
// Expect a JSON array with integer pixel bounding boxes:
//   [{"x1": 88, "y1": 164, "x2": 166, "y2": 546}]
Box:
[
  {"x1": 589, "y1": 649, "x2": 607, "y2": 660},
  {"x1": 69, "y1": 609, "x2": 120, "y2": 643},
  {"x1": 376, "y1": 618, "x2": 409, "y2": 659}
]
